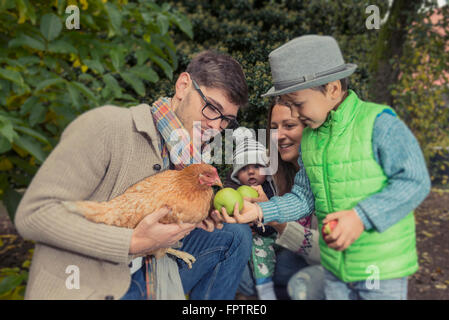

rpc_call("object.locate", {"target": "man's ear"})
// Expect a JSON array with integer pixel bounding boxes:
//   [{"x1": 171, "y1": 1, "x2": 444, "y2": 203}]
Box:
[{"x1": 173, "y1": 72, "x2": 191, "y2": 103}]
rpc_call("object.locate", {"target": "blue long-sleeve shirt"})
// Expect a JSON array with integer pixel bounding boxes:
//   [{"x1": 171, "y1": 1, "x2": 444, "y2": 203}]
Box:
[{"x1": 259, "y1": 111, "x2": 431, "y2": 233}]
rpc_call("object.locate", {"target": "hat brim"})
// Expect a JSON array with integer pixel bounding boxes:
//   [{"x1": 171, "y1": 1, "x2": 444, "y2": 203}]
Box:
[{"x1": 261, "y1": 63, "x2": 357, "y2": 98}]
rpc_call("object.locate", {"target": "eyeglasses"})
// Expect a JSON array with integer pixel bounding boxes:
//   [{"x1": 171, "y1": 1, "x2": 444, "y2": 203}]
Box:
[{"x1": 192, "y1": 79, "x2": 239, "y2": 130}]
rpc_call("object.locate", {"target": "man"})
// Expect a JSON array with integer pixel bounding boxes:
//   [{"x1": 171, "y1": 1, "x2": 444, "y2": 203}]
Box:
[{"x1": 15, "y1": 50, "x2": 252, "y2": 300}]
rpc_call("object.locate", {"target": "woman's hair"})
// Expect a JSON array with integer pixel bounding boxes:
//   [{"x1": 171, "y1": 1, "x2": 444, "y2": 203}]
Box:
[
  {"x1": 266, "y1": 97, "x2": 300, "y2": 196},
  {"x1": 186, "y1": 50, "x2": 248, "y2": 108}
]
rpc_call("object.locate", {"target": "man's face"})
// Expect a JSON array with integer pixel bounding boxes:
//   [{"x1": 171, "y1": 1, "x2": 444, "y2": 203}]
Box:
[
  {"x1": 281, "y1": 88, "x2": 335, "y2": 129},
  {"x1": 175, "y1": 80, "x2": 239, "y2": 143}
]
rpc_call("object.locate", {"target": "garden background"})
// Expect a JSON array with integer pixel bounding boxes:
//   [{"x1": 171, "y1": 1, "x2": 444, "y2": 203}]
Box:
[{"x1": 0, "y1": 0, "x2": 448, "y2": 299}]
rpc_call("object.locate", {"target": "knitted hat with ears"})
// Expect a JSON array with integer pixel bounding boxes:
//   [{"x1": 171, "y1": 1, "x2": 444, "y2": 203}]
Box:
[{"x1": 230, "y1": 127, "x2": 270, "y2": 184}]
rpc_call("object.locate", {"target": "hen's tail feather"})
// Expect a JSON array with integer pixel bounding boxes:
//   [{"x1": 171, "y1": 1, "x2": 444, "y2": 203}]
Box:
[{"x1": 62, "y1": 200, "x2": 121, "y2": 225}]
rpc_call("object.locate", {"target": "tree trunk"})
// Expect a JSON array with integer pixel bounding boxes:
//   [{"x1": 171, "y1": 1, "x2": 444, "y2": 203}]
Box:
[{"x1": 368, "y1": 0, "x2": 424, "y2": 105}]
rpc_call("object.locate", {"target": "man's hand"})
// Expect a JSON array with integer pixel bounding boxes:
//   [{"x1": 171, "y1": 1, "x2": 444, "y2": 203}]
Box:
[
  {"x1": 213, "y1": 200, "x2": 263, "y2": 224},
  {"x1": 196, "y1": 213, "x2": 224, "y2": 232},
  {"x1": 129, "y1": 207, "x2": 196, "y2": 255},
  {"x1": 322, "y1": 209, "x2": 364, "y2": 251}
]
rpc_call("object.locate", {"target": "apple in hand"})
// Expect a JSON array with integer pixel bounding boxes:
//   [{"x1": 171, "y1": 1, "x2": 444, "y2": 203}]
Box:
[
  {"x1": 237, "y1": 185, "x2": 259, "y2": 199},
  {"x1": 321, "y1": 220, "x2": 338, "y2": 241},
  {"x1": 213, "y1": 188, "x2": 244, "y2": 216}
]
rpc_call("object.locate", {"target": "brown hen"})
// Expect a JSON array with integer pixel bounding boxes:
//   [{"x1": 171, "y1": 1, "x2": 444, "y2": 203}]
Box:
[{"x1": 62, "y1": 163, "x2": 223, "y2": 268}]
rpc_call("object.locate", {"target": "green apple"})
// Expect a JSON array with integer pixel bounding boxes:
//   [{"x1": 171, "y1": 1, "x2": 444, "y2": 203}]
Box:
[
  {"x1": 237, "y1": 185, "x2": 259, "y2": 199},
  {"x1": 213, "y1": 187, "x2": 244, "y2": 216}
]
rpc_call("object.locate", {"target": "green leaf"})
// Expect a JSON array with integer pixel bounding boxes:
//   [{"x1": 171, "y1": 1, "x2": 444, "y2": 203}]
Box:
[
  {"x1": 23, "y1": 0, "x2": 36, "y2": 24},
  {"x1": 28, "y1": 104, "x2": 47, "y2": 126},
  {"x1": 47, "y1": 40, "x2": 78, "y2": 54},
  {"x1": 70, "y1": 81, "x2": 98, "y2": 103},
  {"x1": 0, "y1": 68, "x2": 24, "y2": 87},
  {"x1": 170, "y1": 12, "x2": 193, "y2": 39},
  {"x1": 17, "y1": 56, "x2": 40, "y2": 67},
  {"x1": 0, "y1": 115, "x2": 17, "y2": 143},
  {"x1": 135, "y1": 47, "x2": 153, "y2": 66},
  {"x1": 0, "y1": 274, "x2": 24, "y2": 295},
  {"x1": 13, "y1": 135, "x2": 47, "y2": 163},
  {"x1": 129, "y1": 65, "x2": 159, "y2": 83},
  {"x1": 148, "y1": 53, "x2": 173, "y2": 80},
  {"x1": 120, "y1": 72, "x2": 145, "y2": 97},
  {"x1": 34, "y1": 78, "x2": 65, "y2": 93},
  {"x1": 105, "y1": 3, "x2": 122, "y2": 36},
  {"x1": 66, "y1": 82, "x2": 82, "y2": 110},
  {"x1": 20, "y1": 96, "x2": 38, "y2": 115},
  {"x1": 13, "y1": 126, "x2": 50, "y2": 145},
  {"x1": 0, "y1": 0, "x2": 15, "y2": 10},
  {"x1": 0, "y1": 135, "x2": 12, "y2": 153},
  {"x1": 4, "y1": 187, "x2": 24, "y2": 225},
  {"x1": 109, "y1": 49, "x2": 122, "y2": 72},
  {"x1": 103, "y1": 74, "x2": 122, "y2": 98},
  {"x1": 16, "y1": 0, "x2": 27, "y2": 24},
  {"x1": 157, "y1": 14, "x2": 170, "y2": 35},
  {"x1": 83, "y1": 60, "x2": 104, "y2": 74},
  {"x1": 40, "y1": 13, "x2": 63, "y2": 41},
  {"x1": 9, "y1": 34, "x2": 45, "y2": 51}
]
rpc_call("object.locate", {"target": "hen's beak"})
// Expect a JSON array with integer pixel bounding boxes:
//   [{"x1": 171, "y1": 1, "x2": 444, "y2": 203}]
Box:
[{"x1": 214, "y1": 176, "x2": 223, "y2": 188}]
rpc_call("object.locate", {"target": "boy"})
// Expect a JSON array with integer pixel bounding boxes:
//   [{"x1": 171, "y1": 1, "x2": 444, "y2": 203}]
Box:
[{"x1": 218, "y1": 35, "x2": 431, "y2": 300}]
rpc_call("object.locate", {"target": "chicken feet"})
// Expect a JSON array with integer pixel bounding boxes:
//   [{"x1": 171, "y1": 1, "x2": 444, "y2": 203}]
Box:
[{"x1": 166, "y1": 248, "x2": 196, "y2": 269}]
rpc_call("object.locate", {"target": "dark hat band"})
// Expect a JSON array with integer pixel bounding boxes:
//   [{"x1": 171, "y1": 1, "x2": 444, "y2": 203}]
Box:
[{"x1": 274, "y1": 64, "x2": 348, "y2": 91}]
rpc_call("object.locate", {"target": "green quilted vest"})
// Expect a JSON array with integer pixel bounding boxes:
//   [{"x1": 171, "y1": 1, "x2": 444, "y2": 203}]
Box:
[{"x1": 301, "y1": 90, "x2": 418, "y2": 282}]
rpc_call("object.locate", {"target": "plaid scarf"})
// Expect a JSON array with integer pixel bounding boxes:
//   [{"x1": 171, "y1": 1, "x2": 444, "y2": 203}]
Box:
[
  {"x1": 143, "y1": 97, "x2": 204, "y2": 299},
  {"x1": 150, "y1": 97, "x2": 202, "y2": 170}
]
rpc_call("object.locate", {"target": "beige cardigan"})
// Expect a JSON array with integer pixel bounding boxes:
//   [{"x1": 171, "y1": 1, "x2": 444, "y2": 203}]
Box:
[{"x1": 15, "y1": 104, "x2": 185, "y2": 300}]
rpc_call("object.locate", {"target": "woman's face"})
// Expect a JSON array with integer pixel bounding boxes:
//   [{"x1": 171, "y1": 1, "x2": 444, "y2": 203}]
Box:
[{"x1": 270, "y1": 104, "x2": 305, "y2": 165}]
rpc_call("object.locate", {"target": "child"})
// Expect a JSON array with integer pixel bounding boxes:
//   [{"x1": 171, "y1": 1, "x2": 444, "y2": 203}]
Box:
[
  {"x1": 230, "y1": 127, "x2": 278, "y2": 300},
  {"x1": 220, "y1": 35, "x2": 431, "y2": 300}
]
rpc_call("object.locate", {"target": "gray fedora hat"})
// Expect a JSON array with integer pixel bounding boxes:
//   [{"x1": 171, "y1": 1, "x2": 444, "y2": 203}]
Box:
[{"x1": 262, "y1": 35, "x2": 357, "y2": 97}]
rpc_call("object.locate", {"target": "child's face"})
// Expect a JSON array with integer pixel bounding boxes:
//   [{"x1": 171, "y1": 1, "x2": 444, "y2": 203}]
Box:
[
  {"x1": 280, "y1": 81, "x2": 344, "y2": 129},
  {"x1": 237, "y1": 164, "x2": 266, "y2": 186}
]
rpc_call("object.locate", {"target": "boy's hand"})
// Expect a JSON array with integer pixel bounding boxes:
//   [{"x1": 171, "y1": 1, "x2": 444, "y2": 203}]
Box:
[{"x1": 322, "y1": 209, "x2": 364, "y2": 251}]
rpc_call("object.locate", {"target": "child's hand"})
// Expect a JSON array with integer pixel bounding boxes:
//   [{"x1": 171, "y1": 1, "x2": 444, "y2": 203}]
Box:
[
  {"x1": 322, "y1": 209, "x2": 364, "y2": 251},
  {"x1": 213, "y1": 200, "x2": 263, "y2": 225},
  {"x1": 243, "y1": 185, "x2": 269, "y2": 203}
]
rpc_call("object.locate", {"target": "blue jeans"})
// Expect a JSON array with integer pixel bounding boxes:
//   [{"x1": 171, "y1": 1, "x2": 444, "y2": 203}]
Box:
[
  {"x1": 238, "y1": 247, "x2": 310, "y2": 299},
  {"x1": 122, "y1": 223, "x2": 252, "y2": 300},
  {"x1": 323, "y1": 269, "x2": 408, "y2": 300},
  {"x1": 287, "y1": 265, "x2": 326, "y2": 300}
]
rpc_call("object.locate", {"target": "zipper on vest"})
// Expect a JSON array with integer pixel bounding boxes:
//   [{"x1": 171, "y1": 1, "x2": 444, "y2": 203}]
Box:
[{"x1": 322, "y1": 111, "x2": 334, "y2": 213}]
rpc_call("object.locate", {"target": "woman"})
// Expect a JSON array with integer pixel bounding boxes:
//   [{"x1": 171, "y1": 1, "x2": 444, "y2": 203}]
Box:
[{"x1": 233, "y1": 98, "x2": 325, "y2": 300}]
